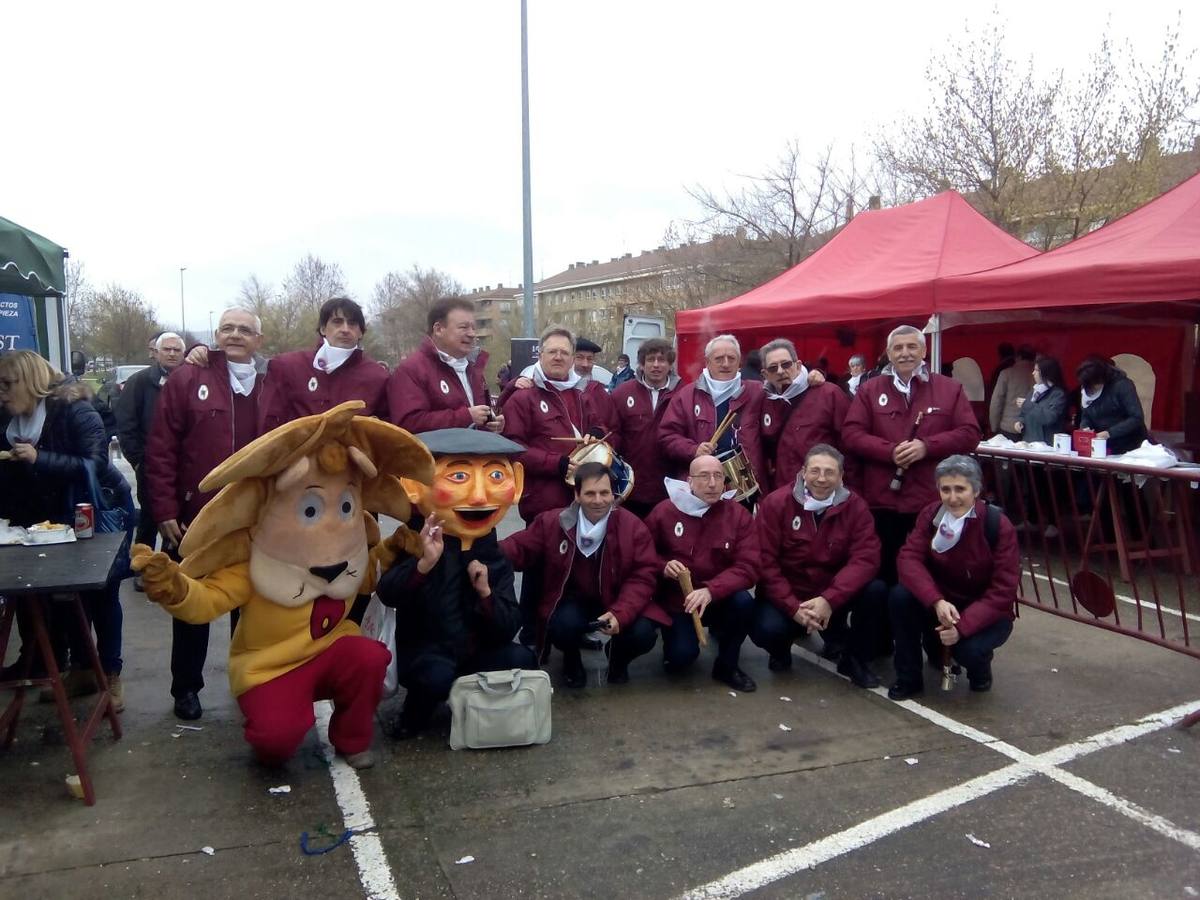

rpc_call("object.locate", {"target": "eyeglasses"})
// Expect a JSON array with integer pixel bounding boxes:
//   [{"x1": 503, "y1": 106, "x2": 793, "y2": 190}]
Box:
[
  {"x1": 765, "y1": 360, "x2": 796, "y2": 374},
  {"x1": 689, "y1": 471, "x2": 727, "y2": 482},
  {"x1": 217, "y1": 324, "x2": 259, "y2": 337}
]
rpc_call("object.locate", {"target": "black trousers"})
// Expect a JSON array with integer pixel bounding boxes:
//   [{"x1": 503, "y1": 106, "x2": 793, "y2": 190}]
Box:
[
  {"x1": 888, "y1": 584, "x2": 1013, "y2": 687},
  {"x1": 750, "y1": 579, "x2": 888, "y2": 663},
  {"x1": 133, "y1": 463, "x2": 158, "y2": 549},
  {"x1": 659, "y1": 589, "x2": 755, "y2": 671},
  {"x1": 872, "y1": 509, "x2": 919, "y2": 585},
  {"x1": 168, "y1": 541, "x2": 238, "y2": 698},
  {"x1": 396, "y1": 642, "x2": 539, "y2": 726},
  {"x1": 546, "y1": 595, "x2": 658, "y2": 671}
]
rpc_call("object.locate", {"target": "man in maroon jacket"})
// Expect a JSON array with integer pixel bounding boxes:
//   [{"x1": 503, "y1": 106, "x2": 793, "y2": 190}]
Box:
[
  {"x1": 645, "y1": 455, "x2": 760, "y2": 692},
  {"x1": 388, "y1": 296, "x2": 501, "y2": 435},
  {"x1": 751, "y1": 444, "x2": 886, "y2": 688},
  {"x1": 260, "y1": 297, "x2": 388, "y2": 429},
  {"x1": 145, "y1": 306, "x2": 267, "y2": 721},
  {"x1": 612, "y1": 338, "x2": 682, "y2": 519},
  {"x1": 501, "y1": 462, "x2": 666, "y2": 687},
  {"x1": 842, "y1": 325, "x2": 980, "y2": 583},
  {"x1": 660, "y1": 334, "x2": 765, "y2": 500},
  {"x1": 758, "y1": 338, "x2": 851, "y2": 492},
  {"x1": 889, "y1": 455, "x2": 1017, "y2": 699}
]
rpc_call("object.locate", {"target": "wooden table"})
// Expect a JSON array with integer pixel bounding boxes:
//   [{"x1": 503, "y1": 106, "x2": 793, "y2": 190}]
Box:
[{"x1": 0, "y1": 532, "x2": 125, "y2": 804}]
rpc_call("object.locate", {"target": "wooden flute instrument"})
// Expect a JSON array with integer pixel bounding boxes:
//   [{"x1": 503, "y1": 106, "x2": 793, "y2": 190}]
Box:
[{"x1": 678, "y1": 568, "x2": 708, "y2": 647}]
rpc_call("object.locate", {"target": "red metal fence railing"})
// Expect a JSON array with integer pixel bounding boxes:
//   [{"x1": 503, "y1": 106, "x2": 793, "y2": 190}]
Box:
[{"x1": 974, "y1": 445, "x2": 1200, "y2": 661}]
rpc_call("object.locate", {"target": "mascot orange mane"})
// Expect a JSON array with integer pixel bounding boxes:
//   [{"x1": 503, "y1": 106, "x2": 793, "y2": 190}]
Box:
[{"x1": 132, "y1": 401, "x2": 432, "y2": 768}]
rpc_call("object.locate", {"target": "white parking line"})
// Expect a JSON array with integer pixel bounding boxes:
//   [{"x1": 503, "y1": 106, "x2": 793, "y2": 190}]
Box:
[
  {"x1": 315, "y1": 701, "x2": 401, "y2": 900},
  {"x1": 678, "y1": 648, "x2": 1200, "y2": 900},
  {"x1": 1027, "y1": 570, "x2": 1200, "y2": 624}
]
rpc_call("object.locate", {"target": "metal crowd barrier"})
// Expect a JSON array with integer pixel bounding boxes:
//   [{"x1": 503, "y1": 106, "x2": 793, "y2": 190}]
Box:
[{"x1": 974, "y1": 445, "x2": 1200, "y2": 661}]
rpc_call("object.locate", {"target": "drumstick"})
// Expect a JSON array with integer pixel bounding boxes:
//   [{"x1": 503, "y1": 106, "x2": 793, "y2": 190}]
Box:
[
  {"x1": 678, "y1": 568, "x2": 708, "y2": 647},
  {"x1": 550, "y1": 436, "x2": 588, "y2": 442},
  {"x1": 710, "y1": 410, "x2": 739, "y2": 446}
]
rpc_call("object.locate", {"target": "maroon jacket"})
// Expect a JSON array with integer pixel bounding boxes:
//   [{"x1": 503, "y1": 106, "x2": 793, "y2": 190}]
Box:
[
  {"x1": 145, "y1": 350, "x2": 264, "y2": 526},
  {"x1": 756, "y1": 483, "x2": 880, "y2": 618},
  {"x1": 644, "y1": 496, "x2": 759, "y2": 614},
  {"x1": 659, "y1": 380, "x2": 765, "y2": 484},
  {"x1": 760, "y1": 381, "x2": 851, "y2": 491},
  {"x1": 502, "y1": 381, "x2": 619, "y2": 522},
  {"x1": 500, "y1": 504, "x2": 667, "y2": 653},
  {"x1": 898, "y1": 499, "x2": 1018, "y2": 637},
  {"x1": 261, "y1": 342, "x2": 388, "y2": 430},
  {"x1": 388, "y1": 337, "x2": 489, "y2": 433},
  {"x1": 841, "y1": 371, "x2": 979, "y2": 512},
  {"x1": 612, "y1": 375, "x2": 681, "y2": 511}
]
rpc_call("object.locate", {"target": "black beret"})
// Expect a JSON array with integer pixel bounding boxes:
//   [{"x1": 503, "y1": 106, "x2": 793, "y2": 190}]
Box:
[
  {"x1": 575, "y1": 337, "x2": 602, "y2": 354},
  {"x1": 415, "y1": 428, "x2": 526, "y2": 456}
]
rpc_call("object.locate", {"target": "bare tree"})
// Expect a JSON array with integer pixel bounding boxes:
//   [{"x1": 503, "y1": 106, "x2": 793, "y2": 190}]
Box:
[
  {"x1": 65, "y1": 259, "x2": 92, "y2": 352},
  {"x1": 368, "y1": 265, "x2": 463, "y2": 363},
  {"x1": 88, "y1": 284, "x2": 162, "y2": 366}
]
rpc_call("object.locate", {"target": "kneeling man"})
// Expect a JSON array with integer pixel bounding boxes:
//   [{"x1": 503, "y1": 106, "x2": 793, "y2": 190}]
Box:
[
  {"x1": 751, "y1": 444, "x2": 887, "y2": 688},
  {"x1": 377, "y1": 430, "x2": 536, "y2": 738},
  {"x1": 644, "y1": 455, "x2": 760, "y2": 692},
  {"x1": 502, "y1": 462, "x2": 666, "y2": 687}
]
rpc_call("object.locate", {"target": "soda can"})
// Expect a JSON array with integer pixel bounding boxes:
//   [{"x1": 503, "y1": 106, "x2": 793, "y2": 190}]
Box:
[{"x1": 74, "y1": 503, "x2": 95, "y2": 539}]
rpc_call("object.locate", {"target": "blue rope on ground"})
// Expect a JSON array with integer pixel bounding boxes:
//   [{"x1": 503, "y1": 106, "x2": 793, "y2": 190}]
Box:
[{"x1": 300, "y1": 829, "x2": 353, "y2": 855}]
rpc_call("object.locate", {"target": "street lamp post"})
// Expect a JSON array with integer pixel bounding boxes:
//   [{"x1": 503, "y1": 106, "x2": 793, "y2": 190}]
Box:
[
  {"x1": 179, "y1": 267, "x2": 187, "y2": 334},
  {"x1": 520, "y1": 0, "x2": 534, "y2": 338}
]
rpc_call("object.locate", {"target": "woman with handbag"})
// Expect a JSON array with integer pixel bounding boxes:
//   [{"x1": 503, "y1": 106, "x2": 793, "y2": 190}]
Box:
[{"x1": 0, "y1": 350, "x2": 133, "y2": 711}]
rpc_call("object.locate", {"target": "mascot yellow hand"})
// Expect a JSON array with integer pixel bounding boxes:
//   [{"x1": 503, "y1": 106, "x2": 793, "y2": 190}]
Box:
[{"x1": 130, "y1": 543, "x2": 189, "y2": 606}]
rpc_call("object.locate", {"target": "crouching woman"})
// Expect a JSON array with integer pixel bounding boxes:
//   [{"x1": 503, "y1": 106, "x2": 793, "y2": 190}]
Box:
[{"x1": 887, "y1": 455, "x2": 1018, "y2": 700}]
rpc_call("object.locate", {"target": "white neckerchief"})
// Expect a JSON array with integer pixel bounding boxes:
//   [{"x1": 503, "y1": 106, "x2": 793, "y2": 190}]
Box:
[
  {"x1": 848, "y1": 372, "x2": 863, "y2": 395},
  {"x1": 699, "y1": 369, "x2": 741, "y2": 408},
  {"x1": 576, "y1": 508, "x2": 611, "y2": 558},
  {"x1": 6, "y1": 398, "x2": 48, "y2": 447},
  {"x1": 1032, "y1": 382, "x2": 1050, "y2": 399},
  {"x1": 765, "y1": 366, "x2": 810, "y2": 403},
  {"x1": 227, "y1": 360, "x2": 258, "y2": 397},
  {"x1": 885, "y1": 362, "x2": 929, "y2": 399},
  {"x1": 313, "y1": 339, "x2": 356, "y2": 374},
  {"x1": 532, "y1": 362, "x2": 581, "y2": 392},
  {"x1": 437, "y1": 348, "x2": 474, "y2": 404},
  {"x1": 1081, "y1": 384, "x2": 1103, "y2": 409},
  {"x1": 664, "y1": 477, "x2": 734, "y2": 517},
  {"x1": 932, "y1": 505, "x2": 976, "y2": 554},
  {"x1": 802, "y1": 489, "x2": 835, "y2": 512}
]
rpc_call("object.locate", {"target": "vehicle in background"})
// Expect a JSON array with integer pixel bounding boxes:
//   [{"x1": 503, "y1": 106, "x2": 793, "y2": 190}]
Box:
[{"x1": 622, "y1": 315, "x2": 667, "y2": 363}]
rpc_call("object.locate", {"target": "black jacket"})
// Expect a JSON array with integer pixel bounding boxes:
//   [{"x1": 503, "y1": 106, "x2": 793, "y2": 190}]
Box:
[
  {"x1": 1079, "y1": 375, "x2": 1147, "y2": 454},
  {"x1": 376, "y1": 531, "x2": 521, "y2": 663},
  {"x1": 115, "y1": 362, "x2": 170, "y2": 467},
  {"x1": 0, "y1": 381, "x2": 130, "y2": 527}
]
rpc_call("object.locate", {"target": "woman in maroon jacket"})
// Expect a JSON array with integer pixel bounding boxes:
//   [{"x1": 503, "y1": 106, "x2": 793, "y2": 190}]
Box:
[
  {"x1": 751, "y1": 445, "x2": 886, "y2": 688},
  {"x1": 888, "y1": 455, "x2": 1018, "y2": 699}
]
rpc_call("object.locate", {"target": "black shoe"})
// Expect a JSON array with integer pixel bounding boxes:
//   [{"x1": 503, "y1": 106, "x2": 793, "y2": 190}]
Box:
[
  {"x1": 836, "y1": 655, "x2": 882, "y2": 689},
  {"x1": 608, "y1": 665, "x2": 630, "y2": 685},
  {"x1": 713, "y1": 663, "x2": 757, "y2": 693},
  {"x1": 383, "y1": 707, "x2": 428, "y2": 740},
  {"x1": 887, "y1": 680, "x2": 924, "y2": 701},
  {"x1": 768, "y1": 653, "x2": 792, "y2": 672},
  {"x1": 969, "y1": 670, "x2": 993, "y2": 692},
  {"x1": 173, "y1": 691, "x2": 202, "y2": 721},
  {"x1": 819, "y1": 639, "x2": 845, "y2": 662},
  {"x1": 562, "y1": 653, "x2": 585, "y2": 689}
]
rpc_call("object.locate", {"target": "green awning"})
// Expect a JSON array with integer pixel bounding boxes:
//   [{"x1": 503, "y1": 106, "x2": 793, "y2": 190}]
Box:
[{"x1": 0, "y1": 215, "x2": 67, "y2": 296}]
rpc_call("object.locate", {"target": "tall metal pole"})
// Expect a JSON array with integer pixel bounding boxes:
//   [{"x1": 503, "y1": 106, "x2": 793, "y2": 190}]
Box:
[
  {"x1": 179, "y1": 266, "x2": 187, "y2": 334},
  {"x1": 520, "y1": 0, "x2": 535, "y2": 338}
]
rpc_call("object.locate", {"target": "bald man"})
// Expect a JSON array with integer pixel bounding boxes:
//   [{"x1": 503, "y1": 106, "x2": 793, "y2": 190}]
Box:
[{"x1": 644, "y1": 455, "x2": 761, "y2": 692}]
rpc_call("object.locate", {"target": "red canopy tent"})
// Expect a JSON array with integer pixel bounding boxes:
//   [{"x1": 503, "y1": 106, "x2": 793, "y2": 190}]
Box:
[
  {"x1": 674, "y1": 191, "x2": 1039, "y2": 378},
  {"x1": 936, "y1": 171, "x2": 1200, "y2": 430}
]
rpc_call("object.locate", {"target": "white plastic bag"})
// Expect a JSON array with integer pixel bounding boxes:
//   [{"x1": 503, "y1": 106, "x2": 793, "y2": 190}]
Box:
[{"x1": 359, "y1": 594, "x2": 399, "y2": 697}]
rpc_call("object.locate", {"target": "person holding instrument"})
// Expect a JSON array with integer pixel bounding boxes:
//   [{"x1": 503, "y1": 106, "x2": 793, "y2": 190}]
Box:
[
  {"x1": 842, "y1": 325, "x2": 978, "y2": 584},
  {"x1": 501, "y1": 462, "x2": 665, "y2": 688},
  {"x1": 644, "y1": 454, "x2": 760, "y2": 693}
]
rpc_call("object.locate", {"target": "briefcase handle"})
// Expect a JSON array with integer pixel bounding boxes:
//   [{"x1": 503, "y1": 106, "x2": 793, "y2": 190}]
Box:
[{"x1": 478, "y1": 669, "x2": 523, "y2": 693}]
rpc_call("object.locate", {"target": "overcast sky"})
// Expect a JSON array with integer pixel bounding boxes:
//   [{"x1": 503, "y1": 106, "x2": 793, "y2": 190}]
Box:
[{"x1": 2, "y1": 1, "x2": 1191, "y2": 332}]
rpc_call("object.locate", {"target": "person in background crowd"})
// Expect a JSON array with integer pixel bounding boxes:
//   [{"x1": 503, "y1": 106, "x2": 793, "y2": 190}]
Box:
[
  {"x1": 645, "y1": 454, "x2": 761, "y2": 693},
  {"x1": 752, "y1": 445, "x2": 885, "y2": 687},
  {"x1": 498, "y1": 337, "x2": 617, "y2": 427},
  {"x1": 758, "y1": 338, "x2": 850, "y2": 492},
  {"x1": 389, "y1": 297, "x2": 500, "y2": 435},
  {"x1": 0, "y1": 351, "x2": 133, "y2": 710},
  {"x1": 145, "y1": 305, "x2": 267, "y2": 721},
  {"x1": 501, "y1": 462, "x2": 666, "y2": 687},
  {"x1": 845, "y1": 354, "x2": 867, "y2": 396},
  {"x1": 147, "y1": 333, "x2": 162, "y2": 363},
  {"x1": 990, "y1": 344, "x2": 1035, "y2": 439},
  {"x1": 660, "y1": 334, "x2": 765, "y2": 494},
  {"x1": 740, "y1": 349, "x2": 763, "y2": 382},
  {"x1": 987, "y1": 342, "x2": 1016, "y2": 398},
  {"x1": 572, "y1": 338, "x2": 603, "y2": 385},
  {"x1": 1076, "y1": 356, "x2": 1147, "y2": 454},
  {"x1": 611, "y1": 338, "x2": 682, "y2": 518},
  {"x1": 1014, "y1": 355, "x2": 1069, "y2": 443},
  {"x1": 888, "y1": 455, "x2": 1017, "y2": 699},
  {"x1": 497, "y1": 359, "x2": 513, "y2": 393},
  {"x1": 116, "y1": 332, "x2": 186, "y2": 573},
  {"x1": 842, "y1": 325, "x2": 980, "y2": 584},
  {"x1": 260, "y1": 297, "x2": 389, "y2": 429},
  {"x1": 608, "y1": 353, "x2": 635, "y2": 391}
]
